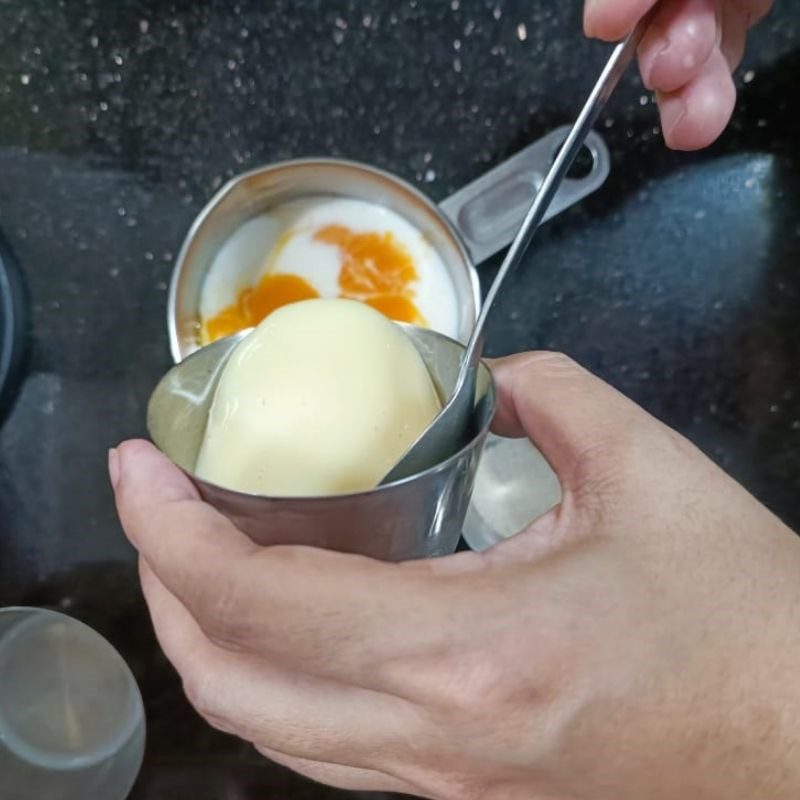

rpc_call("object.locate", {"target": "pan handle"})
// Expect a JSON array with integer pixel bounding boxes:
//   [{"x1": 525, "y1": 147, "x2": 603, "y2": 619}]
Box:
[{"x1": 439, "y1": 125, "x2": 610, "y2": 266}]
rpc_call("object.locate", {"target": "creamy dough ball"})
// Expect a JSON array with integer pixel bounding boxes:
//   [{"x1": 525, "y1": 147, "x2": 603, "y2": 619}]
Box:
[{"x1": 195, "y1": 298, "x2": 441, "y2": 496}]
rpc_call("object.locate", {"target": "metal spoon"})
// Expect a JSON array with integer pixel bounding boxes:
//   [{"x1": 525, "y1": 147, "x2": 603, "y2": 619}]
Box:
[{"x1": 381, "y1": 19, "x2": 651, "y2": 485}]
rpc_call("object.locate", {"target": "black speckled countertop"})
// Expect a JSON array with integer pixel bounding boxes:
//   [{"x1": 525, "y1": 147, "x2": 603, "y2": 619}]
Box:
[{"x1": 0, "y1": 1, "x2": 798, "y2": 797}]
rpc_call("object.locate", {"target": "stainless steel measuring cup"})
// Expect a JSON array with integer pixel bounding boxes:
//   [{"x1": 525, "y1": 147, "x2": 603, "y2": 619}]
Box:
[
  {"x1": 148, "y1": 325, "x2": 496, "y2": 562},
  {"x1": 168, "y1": 126, "x2": 610, "y2": 361}
]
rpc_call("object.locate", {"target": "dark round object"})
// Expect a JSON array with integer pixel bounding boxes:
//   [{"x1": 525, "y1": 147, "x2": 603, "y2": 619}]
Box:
[{"x1": 0, "y1": 235, "x2": 26, "y2": 425}]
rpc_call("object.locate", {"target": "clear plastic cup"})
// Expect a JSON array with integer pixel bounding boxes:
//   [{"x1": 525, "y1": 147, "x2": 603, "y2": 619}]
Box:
[
  {"x1": 462, "y1": 434, "x2": 563, "y2": 552},
  {"x1": 0, "y1": 607, "x2": 145, "y2": 800}
]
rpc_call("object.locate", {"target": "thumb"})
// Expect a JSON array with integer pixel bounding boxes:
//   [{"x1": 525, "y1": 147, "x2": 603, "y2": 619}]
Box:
[
  {"x1": 109, "y1": 438, "x2": 200, "y2": 509},
  {"x1": 488, "y1": 352, "x2": 667, "y2": 496},
  {"x1": 109, "y1": 439, "x2": 257, "y2": 604}
]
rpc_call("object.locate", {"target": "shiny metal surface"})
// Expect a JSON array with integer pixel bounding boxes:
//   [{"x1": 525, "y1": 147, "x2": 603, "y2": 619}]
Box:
[
  {"x1": 382, "y1": 22, "x2": 648, "y2": 485},
  {"x1": 439, "y1": 125, "x2": 610, "y2": 265},
  {"x1": 168, "y1": 159, "x2": 480, "y2": 361},
  {"x1": 148, "y1": 325, "x2": 496, "y2": 562},
  {"x1": 168, "y1": 128, "x2": 610, "y2": 363}
]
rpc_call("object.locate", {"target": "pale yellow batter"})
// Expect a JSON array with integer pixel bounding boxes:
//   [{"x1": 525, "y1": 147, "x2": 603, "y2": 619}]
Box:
[{"x1": 195, "y1": 299, "x2": 441, "y2": 496}]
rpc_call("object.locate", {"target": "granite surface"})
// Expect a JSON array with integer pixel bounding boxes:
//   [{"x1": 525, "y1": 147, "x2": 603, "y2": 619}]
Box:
[{"x1": 0, "y1": 1, "x2": 798, "y2": 797}]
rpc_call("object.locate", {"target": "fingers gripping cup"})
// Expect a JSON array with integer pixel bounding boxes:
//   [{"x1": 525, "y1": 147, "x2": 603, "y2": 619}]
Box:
[{"x1": 0, "y1": 608, "x2": 145, "y2": 800}]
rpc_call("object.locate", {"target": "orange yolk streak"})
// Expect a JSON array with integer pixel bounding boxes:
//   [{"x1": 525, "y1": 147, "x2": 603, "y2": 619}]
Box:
[{"x1": 203, "y1": 273, "x2": 319, "y2": 343}]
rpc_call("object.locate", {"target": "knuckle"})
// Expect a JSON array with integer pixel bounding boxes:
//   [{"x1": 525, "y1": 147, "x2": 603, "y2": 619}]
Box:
[
  {"x1": 660, "y1": 423, "x2": 701, "y2": 464},
  {"x1": 194, "y1": 576, "x2": 254, "y2": 651},
  {"x1": 569, "y1": 421, "x2": 653, "y2": 501},
  {"x1": 181, "y1": 672, "x2": 238, "y2": 737},
  {"x1": 516, "y1": 350, "x2": 583, "y2": 379},
  {"x1": 181, "y1": 669, "x2": 221, "y2": 722},
  {"x1": 431, "y1": 651, "x2": 521, "y2": 723},
  {"x1": 570, "y1": 432, "x2": 636, "y2": 498},
  {"x1": 570, "y1": 417, "x2": 695, "y2": 526}
]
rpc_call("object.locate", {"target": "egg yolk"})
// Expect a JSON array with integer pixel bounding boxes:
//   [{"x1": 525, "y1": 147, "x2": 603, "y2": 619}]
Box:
[
  {"x1": 314, "y1": 225, "x2": 417, "y2": 296},
  {"x1": 315, "y1": 224, "x2": 425, "y2": 327},
  {"x1": 202, "y1": 224, "x2": 426, "y2": 344},
  {"x1": 203, "y1": 273, "x2": 319, "y2": 344},
  {"x1": 363, "y1": 294, "x2": 423, "y2": 323}
]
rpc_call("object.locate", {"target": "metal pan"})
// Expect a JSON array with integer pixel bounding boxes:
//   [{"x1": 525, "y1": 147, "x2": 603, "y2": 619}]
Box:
[{"x1": 168, "y1": 125, "x2": 610, "y2": 362}]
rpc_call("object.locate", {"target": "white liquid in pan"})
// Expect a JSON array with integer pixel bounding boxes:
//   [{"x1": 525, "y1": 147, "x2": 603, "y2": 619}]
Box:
[{"x1": 200, "y1": 196, "x2": 462, "y2": 341}]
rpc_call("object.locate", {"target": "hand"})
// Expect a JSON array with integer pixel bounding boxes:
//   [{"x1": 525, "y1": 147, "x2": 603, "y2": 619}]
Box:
[
  {"x1": 584, "y1": 0, "x2": 773, "y2": 150},
  {"x1": 112, "y1": 352, "x2": 800, "y2": 799}
]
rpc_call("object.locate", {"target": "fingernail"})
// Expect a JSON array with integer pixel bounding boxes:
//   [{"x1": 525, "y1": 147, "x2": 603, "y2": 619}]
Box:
[
  {"x1": 657, "y1": 92, "x2": 688, "y2": 147},
  {"x1": 108, "y1": 447, "x2": 121, "y2": 490}
]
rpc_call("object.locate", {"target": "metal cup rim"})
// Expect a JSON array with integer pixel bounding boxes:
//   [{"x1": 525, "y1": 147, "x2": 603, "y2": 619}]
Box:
[{"x1": 167, "y1": 156, "x2": 481, "y2": 363}]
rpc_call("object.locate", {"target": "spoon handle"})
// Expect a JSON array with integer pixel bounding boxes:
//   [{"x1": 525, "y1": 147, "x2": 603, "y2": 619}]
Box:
[
  {"x1": 459, "y1": 17, "x2": 652, "y2": 379},
  {"x1": 381, "y1": 15, "x2": 656, "y2": 486}
]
